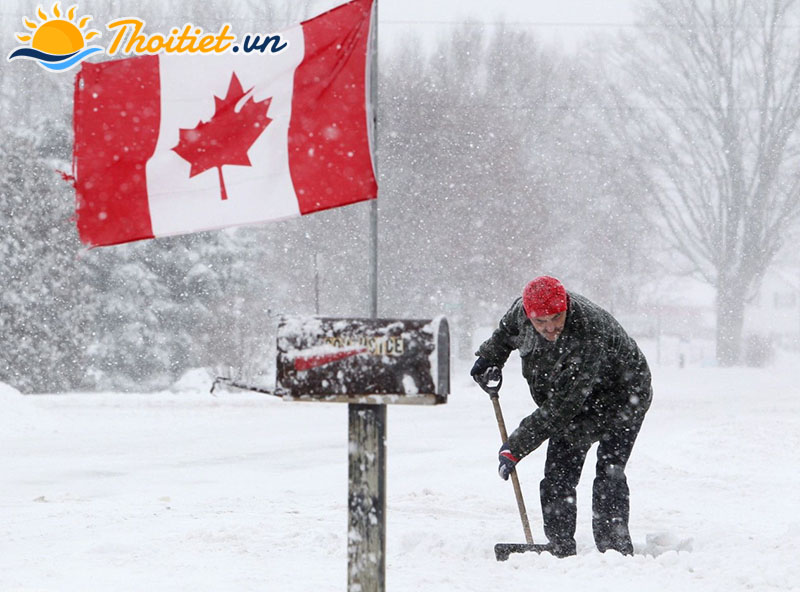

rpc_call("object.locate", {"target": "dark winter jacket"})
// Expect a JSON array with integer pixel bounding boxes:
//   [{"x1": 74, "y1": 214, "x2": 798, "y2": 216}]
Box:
[{"x1": 476, "y1": 292, "x2": 652, "y2": 459}]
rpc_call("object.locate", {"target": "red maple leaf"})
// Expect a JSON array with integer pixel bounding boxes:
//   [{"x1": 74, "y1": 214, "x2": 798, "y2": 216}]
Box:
[{"x1": 172, "y1": 73, "x2": 272, "y2": 201}]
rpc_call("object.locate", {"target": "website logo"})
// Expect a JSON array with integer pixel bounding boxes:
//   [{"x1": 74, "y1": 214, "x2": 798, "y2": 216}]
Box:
[
  {"x1": 8, "y1": 4, "x2": 290, "y2": 73},
  {"x1": 7, "y1": 3, "x2": 103, "y2": 71}
]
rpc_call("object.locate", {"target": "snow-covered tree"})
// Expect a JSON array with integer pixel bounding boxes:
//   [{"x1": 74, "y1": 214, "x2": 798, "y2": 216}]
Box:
[
  {"x1": 0, "y1": 126, "x2": 91, "y2": 392},
  {"x1": 609, "y1": 0, "x2": 800, "y2": 365}
]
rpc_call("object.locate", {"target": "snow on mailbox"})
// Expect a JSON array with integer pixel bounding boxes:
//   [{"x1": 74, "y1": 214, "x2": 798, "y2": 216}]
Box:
[{"x1": 275, "y1": 316, "x2": 449, "y2": 404}]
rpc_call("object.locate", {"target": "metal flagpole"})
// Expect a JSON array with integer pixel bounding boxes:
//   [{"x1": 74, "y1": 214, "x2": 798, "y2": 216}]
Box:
[
  {"x1": 348, "y1": 0, "x2": 386, "y2": 590},
  {"x1": 367, "y1": 0, "x2": 379, "y2": 320}
]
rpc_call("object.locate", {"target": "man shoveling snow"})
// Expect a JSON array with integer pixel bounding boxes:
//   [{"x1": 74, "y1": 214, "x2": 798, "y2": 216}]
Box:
[{"x1": 472, "y1": 276, "x2": 653, "y2": 558}]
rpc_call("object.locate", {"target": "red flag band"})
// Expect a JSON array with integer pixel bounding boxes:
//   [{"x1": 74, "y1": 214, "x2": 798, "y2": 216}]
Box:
[{"x1": 72, "y1": 0, "x2": 376, "y2": 247}]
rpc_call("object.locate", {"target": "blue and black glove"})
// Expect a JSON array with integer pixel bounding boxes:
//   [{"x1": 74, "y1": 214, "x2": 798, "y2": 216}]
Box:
[
  {"x1": 470, "y1": 356, "x2": 491, "y2": 380},
  {"x1": 498, "y1": 443, "x2": 519, "y2": 481},
  {"x1": 472, "y1": 358, "x2": 502, "y2": 395}
]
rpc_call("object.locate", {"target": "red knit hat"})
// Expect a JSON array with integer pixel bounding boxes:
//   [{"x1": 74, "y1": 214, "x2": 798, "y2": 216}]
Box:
[{"x1": 522, "y1": 276, "x2": 568, "y2": 318}]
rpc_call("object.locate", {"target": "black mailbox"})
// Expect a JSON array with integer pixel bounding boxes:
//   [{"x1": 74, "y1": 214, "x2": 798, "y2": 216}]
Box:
[{"x1": 275, "y1": 316, "x2": 449, "y2": 404}]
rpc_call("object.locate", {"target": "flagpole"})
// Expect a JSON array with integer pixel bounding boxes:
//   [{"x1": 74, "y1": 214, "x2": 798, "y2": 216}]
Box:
[
  {"x1": 368, "y1": 0, "x2": 379, "y2": 320},
  {"x1": 348, "y1": 1, "x2": 386, "y2": 591}
]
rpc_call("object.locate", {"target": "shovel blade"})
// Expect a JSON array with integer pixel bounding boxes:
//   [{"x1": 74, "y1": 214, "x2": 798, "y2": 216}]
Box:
[{"x1": 494, "y1": 543, "x2": 552, "y2": 561}]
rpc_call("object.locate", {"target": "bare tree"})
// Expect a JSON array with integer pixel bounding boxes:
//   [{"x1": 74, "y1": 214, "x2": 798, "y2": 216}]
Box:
[{"x1": 608, "y1": 0, "x2": 800, "y2": 365}]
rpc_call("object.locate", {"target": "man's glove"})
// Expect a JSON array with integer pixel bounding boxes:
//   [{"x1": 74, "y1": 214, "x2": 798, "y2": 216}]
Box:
[
  {"x1": 498, "y1": 443, "x2": 519, "y2": 481},
  {"x1": 470, "y1": 356, "x2": 491, "y2": 379}
]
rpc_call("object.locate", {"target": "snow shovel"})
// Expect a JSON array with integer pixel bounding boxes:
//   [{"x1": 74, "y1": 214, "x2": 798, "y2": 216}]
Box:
[{"x1": 476, "y1": 367, "x2": 551, "y2": 561}]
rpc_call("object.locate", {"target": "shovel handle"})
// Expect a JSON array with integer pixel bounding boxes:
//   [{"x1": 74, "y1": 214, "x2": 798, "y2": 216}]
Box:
[{"x1": 490, "y1": 395, "x2": 534, "y2": 545}]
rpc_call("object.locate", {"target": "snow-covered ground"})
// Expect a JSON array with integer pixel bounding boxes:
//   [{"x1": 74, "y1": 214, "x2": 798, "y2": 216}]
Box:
[{"x1": 2, "y1": 355, "x2": 799, "y2": 592}]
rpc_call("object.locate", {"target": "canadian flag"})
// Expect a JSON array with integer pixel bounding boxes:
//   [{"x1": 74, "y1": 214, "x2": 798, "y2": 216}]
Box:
[{"x1": 72, "y1": 0, "x2": 376, "y2": 247}]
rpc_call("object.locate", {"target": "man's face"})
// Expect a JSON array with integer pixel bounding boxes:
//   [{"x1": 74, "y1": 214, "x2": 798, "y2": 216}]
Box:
[{"x1": 530, "y1": 311, "x2": 566, "y2": 342}]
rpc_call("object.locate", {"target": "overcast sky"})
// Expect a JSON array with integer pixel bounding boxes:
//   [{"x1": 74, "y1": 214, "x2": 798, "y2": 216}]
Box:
[
  {"x1": 0, "y1": 0, "x2": 639, "y2": 55},
  {"x1": 377, "y1": 0, "x2": 638, "y2": 51}
]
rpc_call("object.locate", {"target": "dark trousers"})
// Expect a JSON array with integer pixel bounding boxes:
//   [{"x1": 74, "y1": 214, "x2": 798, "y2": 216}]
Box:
[{"x1": 539, "y1": 412, "x2": 645, "y2": 555}]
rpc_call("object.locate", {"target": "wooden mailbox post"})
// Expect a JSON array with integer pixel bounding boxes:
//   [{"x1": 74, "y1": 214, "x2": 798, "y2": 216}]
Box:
[{"x1": 276, "y1": 316, "x2": 450, "y2": 592}]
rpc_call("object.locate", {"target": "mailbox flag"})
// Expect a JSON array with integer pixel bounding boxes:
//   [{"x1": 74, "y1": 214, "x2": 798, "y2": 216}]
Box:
[{"x1": 72, "y1": 0, "x2": 376, "y2": 247}]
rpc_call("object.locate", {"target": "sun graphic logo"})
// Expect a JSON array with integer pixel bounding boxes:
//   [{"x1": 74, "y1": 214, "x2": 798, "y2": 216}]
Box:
[{"x1": 7, "y1": 3, "x2": 103, "y2": 72}]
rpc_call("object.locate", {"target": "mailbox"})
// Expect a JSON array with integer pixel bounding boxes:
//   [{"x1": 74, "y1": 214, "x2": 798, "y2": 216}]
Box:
[{"x1": 275, "y1": 316, "x2": 449, "y2": 404}]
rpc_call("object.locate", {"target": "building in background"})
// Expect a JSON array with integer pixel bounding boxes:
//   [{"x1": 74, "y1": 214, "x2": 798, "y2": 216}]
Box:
[{"x1": 743, "y1": 267, "x2": 800, "y2": 358}]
